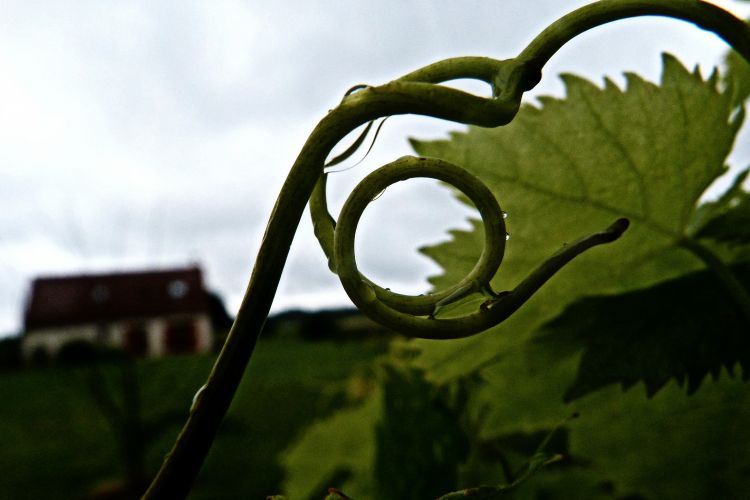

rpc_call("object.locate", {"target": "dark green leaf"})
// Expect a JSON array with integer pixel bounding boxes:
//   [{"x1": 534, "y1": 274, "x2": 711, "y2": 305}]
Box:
[
  {"x1": 375, "y1": 365, "x2": 469, "y2": 499},
  {"x1": 569, "y1": 377, "x2": 750, "y2": 500},
  {"x1": 536, "y1": 263, "x2": 750, "y2": 401},
  {"x1": 281, "y1": 390, "x2": 381, "y2": 499}
]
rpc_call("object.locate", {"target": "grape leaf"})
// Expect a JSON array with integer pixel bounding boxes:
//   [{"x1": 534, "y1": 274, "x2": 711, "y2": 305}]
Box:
[
  {"x1": 374, "y1": 365, "x2": 469, "y2": 499},
  {"x1": 280, "y1": 390, "x2": 381, "y2": 499},
  {"x1": 452, "y1": 350, "x2": 750, "y2": 499},
  {"x1": 466, "y1": 345, "x2": 750, "y2": 498},
  {"x1": 445, "y1": 347, "x2": 750, "y2": 498},
  {"x1": 536, "y1": 262, "x2": 750, "y2": 401},
  {"x1": 468, "y1": 345, "x2": 581, "y2": 439},
  {"x1": 408, "y1": 54, "x2": 743, "y2": 383},
  {"x1": 568, "y1": 376, "x2": 750, "y2": 500}
]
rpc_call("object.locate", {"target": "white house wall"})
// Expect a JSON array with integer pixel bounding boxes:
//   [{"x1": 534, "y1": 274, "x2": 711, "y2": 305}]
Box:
[
  {"x1": 194, "y1": 315, "x2": 212, "y2": 352},
  {"x1": 22, "y1": 324, "x2": 99, "y2": 359},
  {"x1": 22, "y1": 313, "x2": 214, "y2": 360}
]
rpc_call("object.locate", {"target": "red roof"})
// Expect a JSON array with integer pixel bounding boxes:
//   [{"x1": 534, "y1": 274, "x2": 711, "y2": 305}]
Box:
[{"x1": 24, "y1": 267, "x2": 209, "y2": 330}]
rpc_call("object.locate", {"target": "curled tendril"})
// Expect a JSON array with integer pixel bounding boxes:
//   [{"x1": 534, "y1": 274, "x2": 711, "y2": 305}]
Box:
[
  {"x1": 313, "y1": 155, "x2": 629, "y2": 339},
  {"x1": 144, "y1": 1, "x2": 750, "y2": 497},
  {"x1": 323, "y1": 156, "x2": 508, "y2": 334}
]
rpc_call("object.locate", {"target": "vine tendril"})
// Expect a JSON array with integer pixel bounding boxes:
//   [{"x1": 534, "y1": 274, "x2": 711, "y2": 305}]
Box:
[
  {"x1": 315, "y1": 155, "x2": 630, "y2": 339},
  {"x1": 143, "y1": 1, "x2": 750, "y2": 497}
]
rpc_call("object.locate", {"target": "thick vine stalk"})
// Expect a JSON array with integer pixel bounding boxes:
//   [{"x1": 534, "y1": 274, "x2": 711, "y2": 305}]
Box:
[{"x1": 143, "y1": 1, "x2": 750, "y2": 497}]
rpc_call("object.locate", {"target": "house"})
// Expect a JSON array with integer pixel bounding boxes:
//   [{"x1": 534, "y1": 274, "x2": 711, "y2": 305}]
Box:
[{"x1": 21, "y1": 266, "x2": 215, "y2": 361}]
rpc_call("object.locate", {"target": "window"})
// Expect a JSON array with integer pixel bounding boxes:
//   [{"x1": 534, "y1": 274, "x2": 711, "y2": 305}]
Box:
[
  {"x1": 165, "y1": 320, "x2": 196, "y2": 353},
  {"x1": 91, "y1": 284, "x2": 110, "y2": 304},
  {"x1": 167, "y1": 279, "x2": 190, "y2": 299},
  {"x1": 124, "y1": 323, "x2": 149, "y2": 356}
]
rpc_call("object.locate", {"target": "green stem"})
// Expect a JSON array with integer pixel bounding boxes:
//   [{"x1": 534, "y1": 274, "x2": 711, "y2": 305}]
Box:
[{"x1": 679, "y1": 238, "x2": 750, "y2": 326}]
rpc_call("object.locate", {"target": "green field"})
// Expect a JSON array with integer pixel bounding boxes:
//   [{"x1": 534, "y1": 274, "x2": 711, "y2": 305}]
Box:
[{"x1": 0, "y1": 337, "x2": 387, "y2": 499}]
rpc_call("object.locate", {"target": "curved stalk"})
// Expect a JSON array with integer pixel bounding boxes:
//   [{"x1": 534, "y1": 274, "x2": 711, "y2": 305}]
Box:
[
  {"x1": 143, "y1": 2, "x2": 750, "y2": 497},
  {"x1": 518, "y1": 0, "x2": 750, "y2": 91}
]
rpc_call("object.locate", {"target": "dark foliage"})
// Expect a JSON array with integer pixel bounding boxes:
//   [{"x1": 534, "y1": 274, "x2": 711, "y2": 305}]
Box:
[
  {"x1": 375, "y1": 365, "x2": 469, "y2": 499},
  {"x1": 537, "y1": 263, "x2": 750, "y2": 401},
  {"x1": 0, "y1": 336, "x2": 21, "y2": 371}
]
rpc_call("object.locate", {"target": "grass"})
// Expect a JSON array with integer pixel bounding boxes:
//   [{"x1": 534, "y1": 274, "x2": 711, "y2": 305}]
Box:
[{"x1": 0, "y1": 336, "x2": 387, "y2": 499}]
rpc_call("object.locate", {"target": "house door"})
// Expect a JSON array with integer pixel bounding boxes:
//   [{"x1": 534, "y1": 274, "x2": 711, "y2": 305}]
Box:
[
  {"x1": 165, "y1": 320, "x2": 197, "y2": 354},
  {"x1": 125, "y1": 324, "x2": 149, "y2": 356}
]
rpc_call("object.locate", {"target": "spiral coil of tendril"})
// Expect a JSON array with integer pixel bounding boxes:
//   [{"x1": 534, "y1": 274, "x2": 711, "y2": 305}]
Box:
[
  {"x1": 312, "y1": 155, "x2": 508, "y2": 338},
  {"x1": 144, "y1": 2, "x2": 750, "y2": 497},
  {"x1": 311, "y1": 152, "x2": 628, "y2": 339}
]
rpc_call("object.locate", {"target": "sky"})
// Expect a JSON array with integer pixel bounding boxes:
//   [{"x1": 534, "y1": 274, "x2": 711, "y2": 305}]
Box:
[{"x1": 1, "y1": 0, "x2": 749, "y2": 337}]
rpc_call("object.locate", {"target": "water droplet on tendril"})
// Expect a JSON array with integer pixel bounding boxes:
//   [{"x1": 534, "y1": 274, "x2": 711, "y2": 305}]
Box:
[
  {"x1": 505, "y1": 233, "x2": 511, "y2": 241},
  {"x1": 344, "y1": 83, "x2": 369, "y2": 97},
  {"x1": 191, "y1": 384, "x2": 207, "y2": 413},
  {"x1": 502, "y1": 211, "x2": 508, "y2": 219}
]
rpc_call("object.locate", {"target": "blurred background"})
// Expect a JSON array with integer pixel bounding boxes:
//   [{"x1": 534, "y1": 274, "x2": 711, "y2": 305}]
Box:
[{"x1": 1, "y1": 0, "x2": 749, "y2": 498}]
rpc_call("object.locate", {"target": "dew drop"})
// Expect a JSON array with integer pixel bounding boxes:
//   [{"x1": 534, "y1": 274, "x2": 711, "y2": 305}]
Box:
[
  {"x1": 344, "y1": 83, "x2": 369, "y2": 96},
  {"x1": 505, "y1": 233, "x2": 511, "y2": 241},
  {"x1": 191, "y1": 384, "x2": 208, "y2": 413},
  {"x1": 502, "y1": 211, "x2": 508, "y2": 219}
]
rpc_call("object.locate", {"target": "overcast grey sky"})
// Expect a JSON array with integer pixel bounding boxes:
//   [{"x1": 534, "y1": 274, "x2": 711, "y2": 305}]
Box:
[{"x1": 1, "y1": 0, "x2": 749, "y2": 336}]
